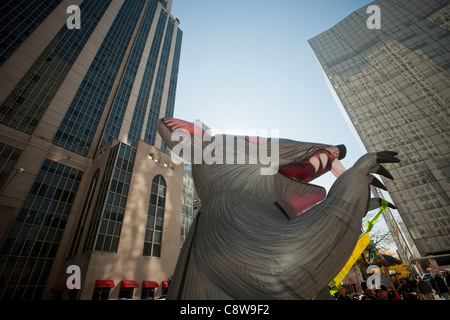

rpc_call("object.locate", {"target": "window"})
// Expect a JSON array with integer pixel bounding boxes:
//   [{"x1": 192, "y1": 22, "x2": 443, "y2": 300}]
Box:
[
  {"x1": 83, "y1": 143, "x2": 135, "y2": 253},
  {"x1": 68, "y1": 169, "x2": 100, "y2": 257},
  {"x1": 119, "y1": 288, "x2": 133, "y2": 300},
  {"x1": 15, "y1": 96, "x2": 25, "y2": 105},
  {"x1": 143, "y1": 175, "x2": 166, "y2": 257},
  {"x1": 141, "y1": 288, "x2": 155, "y2": 300},
  {"x1": 92, "y1": 288, "x2": 110, "y2": 300}
]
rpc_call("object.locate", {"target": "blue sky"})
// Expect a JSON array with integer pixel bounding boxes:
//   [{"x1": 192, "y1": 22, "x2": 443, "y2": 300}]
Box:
[
  {"x1": 170, "y1": 0, "x2": 374, "y2": 190},
  {"x1": 169, "y1": 0, "x2": 404, "y2": 246}
]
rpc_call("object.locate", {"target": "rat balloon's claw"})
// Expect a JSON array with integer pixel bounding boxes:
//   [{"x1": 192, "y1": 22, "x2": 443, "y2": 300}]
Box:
[
  {"x1": 370, "y1": 175, "x2": 387, "y2": 191},
  {"x1": 376, "y1": 165, "x2": 394, "y2": 180},
  {"x1": 376, "y1": 151, "x2": 400, "y2": 164}
]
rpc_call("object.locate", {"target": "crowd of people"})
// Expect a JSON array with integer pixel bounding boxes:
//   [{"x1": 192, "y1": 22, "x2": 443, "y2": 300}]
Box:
[{"x1": 335, "y1": 271, "x2": 450, "y2": 300}]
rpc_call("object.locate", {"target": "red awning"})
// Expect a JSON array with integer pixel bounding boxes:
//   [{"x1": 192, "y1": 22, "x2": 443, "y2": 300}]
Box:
[
  {"x1": 120, "y1": 280, "x2": 139, "y2": 288},
  {"x1": 161, "y1": 281, "x2": 169, "y2": 288},
  {"x1": 142, "y1": 281, "x2": 159, "y2": 288},
  {"x1": 95, "y1": 280, "x2": 115, "y2": 288},
  {"x1": 51, "y1": 283, "x2": 68, "y2": 291}
]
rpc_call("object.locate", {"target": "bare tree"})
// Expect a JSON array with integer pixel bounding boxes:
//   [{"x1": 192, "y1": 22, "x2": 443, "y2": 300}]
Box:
[{"x1": 369, "y1": 228, "x2": 396, "y2": 254}]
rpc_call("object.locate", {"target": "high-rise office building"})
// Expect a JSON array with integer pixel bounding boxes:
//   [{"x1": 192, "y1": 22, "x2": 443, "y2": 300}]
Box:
[
  {"x1": 0, "y1": 0, "x2": 184, "y2": 300},
  {"x1": 309, "y1": 0, "x2": 449, "y2": 268}
]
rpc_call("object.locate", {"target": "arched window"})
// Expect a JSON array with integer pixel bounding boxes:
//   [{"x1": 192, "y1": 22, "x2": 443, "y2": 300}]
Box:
[{"x1": 143, "y1": 175, "x2": 166, "y2": 257}]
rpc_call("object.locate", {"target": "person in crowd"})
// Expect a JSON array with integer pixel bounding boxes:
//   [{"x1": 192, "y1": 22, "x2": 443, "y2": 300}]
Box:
[
  {"x1": 417, "y1": 276, "x2": 433, "y2": 300},
  {"x1": 407, "y1": 276, "x2": 420, "y2": 297},
  {"x1": 444, "y1": 271, "x2": 450, "y2": 288},
  {"x1": 430, "y1": 275, "x2": 440, "y2": 298},
  {"x1": 359, "y1": 281, "x2": 379, "y2": 300},
  {"x1": 375, "y1": 284, "x2": 400, "y2": 300},
  {"x1": 397, "y1": 278, "x2": 417, "y2": 300},
  {"x1": 335, "y1": 286, "x2": 351, "y2": 300},
  {"x1": 434, "y1": 274, "x2": 450, "y2": 300}
]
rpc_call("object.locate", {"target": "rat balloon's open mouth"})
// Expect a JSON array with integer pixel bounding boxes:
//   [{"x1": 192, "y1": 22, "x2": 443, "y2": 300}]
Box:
[{"x1": 278, "y1": 145, "x2": 346, "y2": 184}]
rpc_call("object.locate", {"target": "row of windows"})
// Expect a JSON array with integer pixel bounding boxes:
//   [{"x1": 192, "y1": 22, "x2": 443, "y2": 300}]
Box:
[
  {"x1": 0, "y1": 142, "x2": 22, "y2": 190},
  {"x1": 144, "y1": 175, "x2": 166, "y2": 257},
  {"x1": 144, "y1": 12, "x2": 173, "y2": 145},
  {"x1": 53, "y1": 0, "x2": 145, "y2": 156},
  {"x1": 84, "y1": 143, "x2": 136, "y2": 253},
  {"x1": 92, "y1": 282, "x2": 168, "y2": 300},
  {"x1": 83, "y1": 144, "x2": 122, "y2": 252},
  {"x1": 164, "y1": 28, "x2": 183, "y2": 120},
  {"x1": 0, "y1": 1, "x2": 111, "y2": 135},
  {"x1": 127, "y1": 4, "x2": 167, "y2": 145},
  {"x1": 0, "y1": 0, "x2": 63, "y2": 65},
  {"x1": 101, "y1": 0, "x2": 159, "y2": 147}
]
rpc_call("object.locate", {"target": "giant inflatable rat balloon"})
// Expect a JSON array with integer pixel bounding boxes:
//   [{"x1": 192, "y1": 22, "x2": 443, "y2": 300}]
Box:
[{"x1": 156, "y1": 118, "x2": 399, "y2": 300}]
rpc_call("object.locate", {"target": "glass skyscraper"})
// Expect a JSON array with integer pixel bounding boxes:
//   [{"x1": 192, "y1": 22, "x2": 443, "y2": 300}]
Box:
[
  {"x1": 309, "y1": 0, "x2": 449, "y2": 267},
  {"x1": 0, "y1": 0, "x2": 184, "y2": 300}
]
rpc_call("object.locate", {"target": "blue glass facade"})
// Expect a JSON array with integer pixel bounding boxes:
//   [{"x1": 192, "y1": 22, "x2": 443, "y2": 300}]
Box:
[
  {"x1": 0, "y1": 0, "x2": 63, "y2": 65},
  {"x1": 165, "y1": 28, "x2": 183, "y2": 118},
  {"x1": 309, "y1": 0, "x2": 450, "y2": 258},
  {"x1": 144, "y1": 15, "x2": 174, "y2": 145},
  {"x1": 0, "y1": 0, "x2": 111, "y2": 134},
  {"x1": 0, "y1": 159, "x2": 82, "y2": 300},
  {"x1": 100, "y1": 0, "x2": 159, "y2": 147},
  {"x1": 53, "y1": 0, "x2": 145, "y2": 156},
  {"x1": 127, "y1": 9, "x2": 167, "y2": 145}
]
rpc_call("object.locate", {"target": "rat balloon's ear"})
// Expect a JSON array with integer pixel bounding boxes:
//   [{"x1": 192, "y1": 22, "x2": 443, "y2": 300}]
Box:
[{"x1": 156, "y1": 118, "x2": 212, "y2": 163}]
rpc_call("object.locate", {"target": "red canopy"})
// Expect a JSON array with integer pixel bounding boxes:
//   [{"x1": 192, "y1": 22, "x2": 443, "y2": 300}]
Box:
[
  {"x1": 161, "y1": 281, "x2": 169, "y2": 288},
  {"x1": 95, "y1": 280, "x2": 115, "y2": 288},
  {"x1": 120, "y1": 280, "x2": 139, "y2": 288},
  {"x1": 142, "y1": 281, "x2": 159, "y2": 288}
]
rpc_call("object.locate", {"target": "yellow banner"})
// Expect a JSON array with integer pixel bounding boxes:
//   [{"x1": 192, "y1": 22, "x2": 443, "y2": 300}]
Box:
[
  {"x1": 328, "y1": 201, "x2": 389, "y2": 295},
  {"x1": 329, "y1": 232, "x2": 370, "y2": 294}
]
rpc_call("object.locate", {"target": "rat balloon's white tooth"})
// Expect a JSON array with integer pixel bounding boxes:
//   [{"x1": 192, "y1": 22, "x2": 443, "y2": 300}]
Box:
[
  {"x1": 319, "y1": 153, "x2": 328, "y2": 169},
  {"x1": 310, "y1": 157, "x2": 320, "y2": 172},
  {"x1": 331, "y1": 158, "x2": 346, "y2": 178}
]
